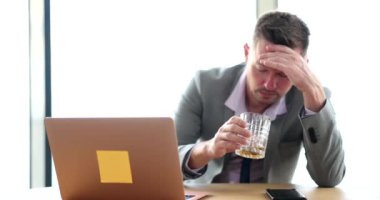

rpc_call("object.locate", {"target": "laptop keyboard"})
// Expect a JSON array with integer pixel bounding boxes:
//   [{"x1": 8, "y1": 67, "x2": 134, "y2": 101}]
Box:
[{"x1": 185, "y1": 194, "x2": 195, "y2": 199}]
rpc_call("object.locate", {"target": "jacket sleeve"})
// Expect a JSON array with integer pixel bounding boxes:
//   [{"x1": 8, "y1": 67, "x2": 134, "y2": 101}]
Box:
[
  {"x1": 300, "y1": 96, "x2": 346, "y2": 187},
  {"x1": 175, "y1": 72, "x2": 207, "y2": 179}
]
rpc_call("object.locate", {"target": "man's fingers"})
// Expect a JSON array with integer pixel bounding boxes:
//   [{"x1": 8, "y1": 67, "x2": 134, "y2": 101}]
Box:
[
  {"x1": 224, "y1": 117, "x2": 251, "y2": 138},
  {"x1": 225, "y1": 131, "x2": 248, "y2": 145}
]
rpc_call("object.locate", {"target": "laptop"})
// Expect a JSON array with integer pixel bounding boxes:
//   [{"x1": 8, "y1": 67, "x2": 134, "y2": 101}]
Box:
[{"x1": 45, "y1": 117, "x2": 205, "y2": 200}]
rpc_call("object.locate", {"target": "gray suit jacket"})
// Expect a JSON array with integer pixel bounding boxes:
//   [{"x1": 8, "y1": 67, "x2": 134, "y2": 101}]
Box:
[{"x1": 175, "y1": 63, "x2": 345, "y2": 187}]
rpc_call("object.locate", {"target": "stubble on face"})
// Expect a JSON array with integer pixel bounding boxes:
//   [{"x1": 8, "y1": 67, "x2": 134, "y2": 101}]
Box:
[
  {"x1": 245, "y1": 81, "x2": 281, "y2": 113},
  {"x1": 254, "y1": 87, "x2": 280, "y2": 102}
]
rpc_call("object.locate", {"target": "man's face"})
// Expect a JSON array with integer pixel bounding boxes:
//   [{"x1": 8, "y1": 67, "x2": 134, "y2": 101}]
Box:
[{"x1": 244, "y1": 39, "x2": 294, "y2": 108}]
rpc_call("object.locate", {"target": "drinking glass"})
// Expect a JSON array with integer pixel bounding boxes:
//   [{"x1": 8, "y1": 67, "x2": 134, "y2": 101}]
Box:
[{"x1": 235, "y1": 112, "x2": 271, "y2": 159}]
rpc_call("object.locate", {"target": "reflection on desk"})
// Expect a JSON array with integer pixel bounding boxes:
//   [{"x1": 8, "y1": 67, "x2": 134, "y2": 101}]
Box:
[{"x1": 27, "y1": 183, "x2": 379, "y2": 200}]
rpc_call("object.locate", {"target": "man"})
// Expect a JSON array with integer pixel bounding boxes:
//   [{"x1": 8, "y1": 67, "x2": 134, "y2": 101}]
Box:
[{"x1": 175, "y1": 11, "x2": 345, "y2": 187}]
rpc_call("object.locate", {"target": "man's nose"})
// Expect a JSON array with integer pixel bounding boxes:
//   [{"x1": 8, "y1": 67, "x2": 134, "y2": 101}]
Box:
[{"x1": 263, "y1": 73, "x2": 278, "y2": 90}]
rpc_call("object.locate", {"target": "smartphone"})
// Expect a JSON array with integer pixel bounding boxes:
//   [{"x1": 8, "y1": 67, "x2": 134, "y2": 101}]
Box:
[{"x1": 266, "y1": 188, "x2": 307, "y2": 200}]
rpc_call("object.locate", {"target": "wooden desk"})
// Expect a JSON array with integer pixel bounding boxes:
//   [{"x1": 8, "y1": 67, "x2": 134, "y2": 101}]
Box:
[
  {"x1": 27, "y1": 183, "x2": 377, "y2": 200},
  {"x1": 185, "y1": 183, "x2": 347, "y2": 200}
]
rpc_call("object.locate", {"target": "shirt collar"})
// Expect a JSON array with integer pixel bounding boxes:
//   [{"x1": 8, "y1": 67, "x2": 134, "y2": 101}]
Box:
[{"x1": 224, "y1": 69, "x2": 287, "y2": 120}]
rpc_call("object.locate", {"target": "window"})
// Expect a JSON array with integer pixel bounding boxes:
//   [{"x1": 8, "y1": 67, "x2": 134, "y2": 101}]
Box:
[
  {"x1": 50, "y1": 0, "x2": 256, "y2": 185},
  {"x1": 50, "y1": 0, "x2": 256, "y2": 117},
  {"x1": 50, "y1": 0, "x2": 375, "y2": 188},
  {"x1": 0, "y1": 0, "x2": 29, "y2": 190}
]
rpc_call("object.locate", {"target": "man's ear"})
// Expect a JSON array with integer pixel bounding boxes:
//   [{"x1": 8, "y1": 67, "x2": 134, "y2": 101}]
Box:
[{"x1": 244, "y1": 43, "x2": 250, "y2": 62}]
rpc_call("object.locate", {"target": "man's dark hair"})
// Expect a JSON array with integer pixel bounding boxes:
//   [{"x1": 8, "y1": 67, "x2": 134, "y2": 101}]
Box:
[{"x1": 254, "y1": 11, "x2": 310, "y2": 55}]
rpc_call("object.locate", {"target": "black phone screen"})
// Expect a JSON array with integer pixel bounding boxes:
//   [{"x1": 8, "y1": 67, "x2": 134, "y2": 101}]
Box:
[{"x1": 266, "y1": 188, "x2": 307, "y2": 200}]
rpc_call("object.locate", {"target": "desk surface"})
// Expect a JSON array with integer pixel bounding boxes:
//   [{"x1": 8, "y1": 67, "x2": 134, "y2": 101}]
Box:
[
  {"x1": 27, "y1": 183, "x2": 378, "y2": 200},
  {"x1": 186, "y1": 183, "x2": 345, "y2": 200}
]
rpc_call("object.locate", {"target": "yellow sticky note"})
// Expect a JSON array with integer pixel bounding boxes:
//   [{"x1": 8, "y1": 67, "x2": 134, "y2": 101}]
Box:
[{"x1": 96, "y1": 150, "x2": 133, "y2": 183}]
